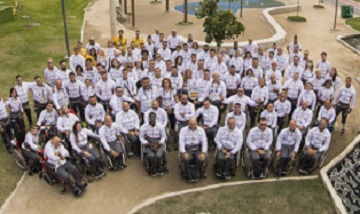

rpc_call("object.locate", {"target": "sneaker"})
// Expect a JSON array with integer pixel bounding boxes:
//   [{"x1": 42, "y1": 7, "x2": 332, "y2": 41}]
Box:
[
  {"x1": 127, "y1": 152, "x2": 134, "y2": 158},
  {"x1": 151, "y1": 168, "x2": 157, "y2": 177},
  {"x1": 216, "y1": 172, "x2": 222, "y2": 178},
  {"x1": 281, "y1": 171, "x2": 288, "y2": 176},
  {"x1": 133, "y1": 154, "x2": 141, "y2": 159},
  {"x1": 157, "y1": 167, "x2": 164, "y2": 176},
  {"x1": 73, "y1": 188, "x2": 82, "y2": 197},
  {"x1": 298, "y1": 168, "x2": 306, "y2": 174},
  {"x1": 259, "y1": 173, "x2": 265, "y2": 179},
  {"x1": 94, "y1": 171, "x2": 104, "y2": 180},
  {"x1": 224, "y1": 172, "x2": 232, "y2": 180},
  {"x1": 87, "y1": 175, "x2": 93, "y2": 183},
  {"x1": 78, "y1": 183, "x2": 88, "y2": 191}
]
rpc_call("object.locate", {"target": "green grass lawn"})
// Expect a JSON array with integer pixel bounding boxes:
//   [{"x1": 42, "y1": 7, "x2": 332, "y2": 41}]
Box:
[
  {"x1": 139, "y1": 179, "x2": 335, "y2": 214},
  {"x1": 345, "y1": 17, "x2": 360, "y2": 31},
  {"x1": 0, "y1": 0, "x2": 91, "y2": 206}
]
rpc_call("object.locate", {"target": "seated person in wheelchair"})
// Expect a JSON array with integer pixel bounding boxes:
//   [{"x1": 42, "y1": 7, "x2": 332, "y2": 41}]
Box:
[
  {"x1": 85, "y1": 95, "x2": 105, "y2": 132},
  {"x1": 260, "y1": 102, "x2": 277, "y2": 130},
  {"x1": 274, "y1": 119, "x2": 302, "y2": 178},
  {"x1": 315, "y1": 100, "x2": 335, "y2": 132},
  {"x1": 214, "y1": 117, "x2": 242, "y2": 179},
  {"x1": 195, "y1": 99, "x2": 219, "y2": 150},
  {"x1": 179, "y1": 118, "x2": 208, "y2": 182},
  {"x1": 292, "y1": 100, "x2": 313, "y2": 137},
  {"x1": 70, "y1": 121, "x2": 104, "y2": 181},
  {"x1": 298, "y1": 118, "x2": 331, "y2": 174},
  {"x1": 56, "y1": 105, "x2": 79, "y2": 149},
  {"x1": 116, "y1": 102, "x2": 141, "y2": 158},
  {"x1": 99, "y1": 115, "x2": 126, "y2": 169},
  {"x1": 44, "y1": 135, "x2": 87, "y2": 196},
  {"x1": 37, "y1": 101, "x2": 58, "y2": 141},
  {"x1": 225, "y1": 103, "x2": 246, "y2": 132},
  {"x1": 247, "y1": 117, "x2": 273, "y2": 179},
  {"x1": 139, "y1": 112, "x2": 166, "y2": 176},
  {"x1": 22, "y1": 125, "x2": 43, "y2": 173}
]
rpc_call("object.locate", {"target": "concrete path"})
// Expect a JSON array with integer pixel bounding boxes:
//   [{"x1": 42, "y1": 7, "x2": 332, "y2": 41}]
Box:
[{"x1": 1, "y1": 0, "x2": 360, "y2": 213}]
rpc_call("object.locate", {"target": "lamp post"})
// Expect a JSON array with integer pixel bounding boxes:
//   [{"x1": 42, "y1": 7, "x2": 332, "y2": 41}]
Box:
[
  {"x1": 166, "y1": 0, "x2": 169, "y2": 11},
  {"x1": 184, "y1": 0, "x2": 188, "y2": 23},
  {"x1": 333, "y1": 0, "x2": 338, "y2": 30},
  {"x1": 61, "y1": 0, "x2": 70, "y2": 58},
  {"x1": 131, "y1": 0, "x2": 135, "y2": 27},
  {"x1": 110, "y1": 0, "x2": 117, "y2": 38},
  {"x1": 240, "y1": 0, "x2": 243, "y2": 18}
]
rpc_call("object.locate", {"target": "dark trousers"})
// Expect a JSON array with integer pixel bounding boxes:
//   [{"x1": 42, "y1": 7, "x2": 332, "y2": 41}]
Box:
[
  {"x1": 167, "y1": 111, "x2": 175, "y2": 130},
  {"x1": 1, "y1": 122, "x2": 13, "y2": 152},
  {"x1": 34, "y1": 102, "x2": 46, "y2": 119},
  {"x1": 277, "y1": 116, "x2": 286, "y2": 134},
  {"x1": 79, "y1": 148, "x2": 101, "y2": 172},
  {"x1": 249, "y1": 105, "x2": 264, "y2": 127},
  {"x1": 125, "y1": 133, "x2": 141, "y2": 156},
  {"x1": 276, "y1": 144, "x2": 294, "y2": 175},
  {"x1": 70, "y1": 101, "x2": 85, "y2": 121},
  {"x1": 217, "y1": 150, "x2": 235, "y2": 174},
  {"x1": 250, "y1": 150, "x2": 271, "y2": 176},
  {"x1": 335, "y1": 103, "x2": 350, "y2": 125},
  {"x1": 211, "y1": 101, "x2": 225, "y2": 123},
  {"x1": 106, "y1": 141, "x2": 124, "y2": 166},
  {"x1": 205, "y1": 125, "x2": 218, "y2": 148},
  {"x1": 288, "y1": 98, "x2": 297, "y2": 120},
  {"x1": 183, "y1": 151, "x2": 204, "y2": 174},
  {"x1": 22, "y1": 149, "x2": 41, "y2": 172},
  {"x1": 23, "y1": 105, "x2": 33, "y2": 126},
  {"x1": 56, "y1": 161, "x2": 83, "y2": 189}
]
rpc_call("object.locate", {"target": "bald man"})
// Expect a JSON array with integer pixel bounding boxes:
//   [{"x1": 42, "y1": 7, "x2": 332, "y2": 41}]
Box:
[
  {"x1": 179, "y1": 118, "x2": 208, "y2": 182},
  {"x1": 86, "y1": 35, "x2": 101, "y2": 54},
  {"x1": 214, "y1": 117, "x2": 243, "y2": 179},
  {"x1": 99, "y1": 115, "x2": 126, "y2": 169},
  {"x1": 316, "y1": 100, "x2": 336, "y2": 131},
  {"x1": 274, "y1": 120, "x2": 302, "y2": 177},
  {"x1": 292, "y1": 100, "x2": 313, "y2": 136}
]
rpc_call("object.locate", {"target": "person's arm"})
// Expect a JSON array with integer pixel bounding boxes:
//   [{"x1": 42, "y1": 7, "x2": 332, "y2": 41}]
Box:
[
  {"x1": 133, "y1": 111, "x2": 140, "y2": 130},
  {"x1": 209, "y1": 107, "x2": 219, "y2": 128},
  {"x1": 305, "y1": 110, "x2": 313, "y2": 128},
  {"x1": 201, "y1": 128, "x2": 208, "y2": 153},
  {"x1": 159, "y1": 125, "x2": 166, "y2": 144},
  {"x1": 195, "y1": 108, "x2": 202, "y2": 120},
  {"x1": 264, "y1": 87, "x2": 269, "y2": 105},
  {"x1": 351, "y1": 89, "x2": 356, "y2": 109},
  {"x1": 246, "y1": 129, "x2": 257, "y2": 151},
  {"x1": 37, "y1": 111, "x2": 45, "y2": 126},
  {"x1": 139, "y1": 125, "x2": 149, "y2": 145},
  {"x1": 44, "y1": 144, "x2": 60, "y2": 162},
  {"x1": 179, "y1": 128, "x2": 186, "y2": 153},
  {"x1": 100, "y1": 105, "x2": 106, "y2": 122},
  {"x1": 69, "y1": 133, "x2": 82, "y2": 154},
  {"x1": 214, "y1": 128, "x2": 222, "y2": 150},
  {"x1": 296, "y1": 93, "x2": 303, "y2": 108},
  {"x1": 230, "y1": 130, "x2": 243, "y2": 154},
  {"x1": 275, "y1": 130, "x2": 283, "y2": 151},
  {"x1": 99, "y1": 127, "x2": 111, "y2": 152},
  {"x1": 116, "y1": 113, "x2": 127, "y2": 134},
  {"x1": 173, "y1": 104, "x2": 185, "y2": 121},
  {"x1": 294, "y1": 129, "x2": 302, "y2": 153},
  {"x1": 185, "y1": 103, "x2": 195, "y2": 119},
  {"x1": 272, "y1": 112, "x2": 277, "y2": 129},
  {"x1": 86, "y1": 128, "x2": 99, "y2": 139},
  {"x1": 319, "y1": 133, "x2": 331, "y2": 152},
  {"x1": 239, "y1": 114, "x2": 246, "y2": 131},
  {"x1": 56, "y1": 117, "x2": 65, "y2": 133},
  {"x1": 305, "y1": 128, "x2": 313, "y2": 148},
  {"x1": 265, "y1": 128, "x2": 273, "y2": 150},
  {"x1": 84, "y1": 106, "x2": 94, "y2": 126},
  {"x1": 143, "y1": 111, "x2": 149, "y2": 124},
  {"x1": 311, "y1": 93, "x2": 316, "y2": 111},
  {"x1": 161, "y1": 109, "x2": 168, "y2": 127},
  {"x1": 222, "y1": 95, "x2": 233, "y2": 104}
]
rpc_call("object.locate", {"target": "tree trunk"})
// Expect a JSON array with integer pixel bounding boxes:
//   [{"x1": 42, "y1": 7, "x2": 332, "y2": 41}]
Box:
[
  {"x1": 131, "y1": 0, "x2": 135, "y2": 27},
  {"x1": 124, "y1": 0, "x2": 127, "y2": 14},
  {"x1": 166, "y1": 0, "x2": 169, "y2": 11}
]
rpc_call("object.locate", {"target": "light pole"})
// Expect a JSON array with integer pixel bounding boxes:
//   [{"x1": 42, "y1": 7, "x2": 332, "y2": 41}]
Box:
[
  {"x1": 61, "y1": 0, "x2": 70, "y2": 58},
  {"x1": 184, "y1": 0, "x2": 188, "y2": 23},
  {"x1": 109, "y1": 0, "x2": 117, "y2": 38},
  {"x1": 333, "y1": 0, "x2": 339, "y2": 30},
  {"x1": 240, "y1": 0, "x2": 243, "y2": 18},
  {"x1": 131, "y1": 0, "x2": 135, "y2": 27}
]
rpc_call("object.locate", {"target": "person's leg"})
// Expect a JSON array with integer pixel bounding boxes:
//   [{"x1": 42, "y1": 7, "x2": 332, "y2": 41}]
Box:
[
  {"x1": 88, "y1": 148, "x2": 101, "y2": 170},
  {"x1": 216, "y1": 151, "x2": 225, "y2": 175},
  {"x1": 64, "y1": 162, "x2": 85, "y2": 188},
  {"x1": 56, "y1": 164, "x2": 80, "y2": 191},
  {"x1": 23, "y1": 107, "x2": 33, "y2": 125},
  {"x1": 249, "y1": 107, "x2": 256, "y2": 127},
  {"x1": 146, "y1": 147, "x2": 157, "y2": 175},
  {"x1": 261, "y1": 151, "x2": 271, "y2": 175},
  {"x1": 127, "y1": 134, "x2": 141, "y2": 157},
  {"x1": 307, "y1": 152, "x2": 322, "y2": 172},
  {"x1": 22, "y1": 149, "x2": 41, "y2": 172},
  {"x1": 341, "y1": 107, "x2": 348, "y2": 125},
  {"x1": 250, "y1": 150, "x2": 261, "y2": 177},
  {"x1": 276, "y1": 146, "x2": 288, "y2": 177},
  {"x1": 195, "y1": 151, "x2": 205, "y2": 174},
  {"x1": 224, "y1": 154, "x2": 235, "y2": 176},
  {"x1": 3, "y1": 123, "x2": 13, "y2": 153},
  {"x1": 111, "y1": 141, "x2": 124, "y2": 166},
  {"x1": 155, "y1": 145, "x2": 164, "y2": 174},
  {"x1": 168, "y1": 111, "x2": 175, "y2": 130}
]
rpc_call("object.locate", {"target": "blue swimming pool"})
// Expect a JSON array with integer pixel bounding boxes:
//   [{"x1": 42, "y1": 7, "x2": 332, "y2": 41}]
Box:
[{"x1": 174, "y1": 0, "x2": 285, "y2": 15}]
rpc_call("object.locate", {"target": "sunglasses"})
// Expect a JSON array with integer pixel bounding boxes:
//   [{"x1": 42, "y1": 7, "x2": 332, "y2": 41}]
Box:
[{"x1": 259, "y1": 124, "x2": 267, "y2": 126}]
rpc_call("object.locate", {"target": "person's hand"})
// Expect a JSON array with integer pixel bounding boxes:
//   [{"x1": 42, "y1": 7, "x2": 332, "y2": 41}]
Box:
[
  {"x1": 258, "y1": 149, "x2": 265, "y2": 155},
  {"x1": 166, "y1": 109, "x2": 172, "y2": 114},
  {"x1": 46, "y1": 126, "x2": 51, "y2": 130},
  {"x1": 221, "y1": 148, "x2": 227, "y2": 154},
  {"x1": 182, "y1": 152, "x2": 189, "y2": 160},
  {"x1": 290, "y1": 151, "x2": 296, "y2": 159},
  {"x1": 220, "y1": 104, "x2": 225, "y2": 110},
  {"x1": 110, "y1": 150, "x2": 119, "y2": 157},
  {"x1": 0, "y1": 127, "x2": 3, "y2": 134},
  {"x1": 52, "y1": 87, "x2": 56, "y2": 94},
  {"x1": 84, "y1": 151, "x2": 91, "y2": 157},
  {"x1": 134, "y1": 130, "x2": 139, "y2": 136},
  {"x1": 65, "y1": 130, "x2": 70, "y2": 137},
  {"x1": 180, "y1": 113, "x2": 186, "y2": 118},
  {"x1": 150, "y1": 143, "x2": 158, "y2": 151},
  {"x1": 224, "y1": 152, "x2": 231, "y2": 160},
  {"x1": 202, "y1": 125, "x2": 209, "y2": 130},
  {"x1": 54, "y1": 152, "x2": 60, "y2": 156},
  {"x1": 256, "y1": 98, "x2": 261, "y2": 104},
  {"x1": 220, "y1": 94, "x2": 224, "y2": 101},
  {"x1": 198, "y1": 153, "x2": 206, "y2": 161},
  {"x1": 95, "y1": 121, "x2": 102, "y2": 128},
  {"x1": 276, "y1": 151, "x2": 280, "y2": 158}
]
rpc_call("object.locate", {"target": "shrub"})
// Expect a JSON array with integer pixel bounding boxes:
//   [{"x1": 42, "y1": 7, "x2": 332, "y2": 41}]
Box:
[
  {"x1": 0, "y1": 6, "x2": 14, "y2": 24},
  {"x1": 287, "y1": 16, "x2": 307, "y2": 22},
  {"x1": 313, "y1": 5, "x2": 324, "y2": 8}
]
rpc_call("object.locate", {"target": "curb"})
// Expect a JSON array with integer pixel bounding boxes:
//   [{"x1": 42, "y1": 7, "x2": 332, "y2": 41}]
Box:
[{"x1": 0, "y1": 172, "x2": 26, "y2": 214}]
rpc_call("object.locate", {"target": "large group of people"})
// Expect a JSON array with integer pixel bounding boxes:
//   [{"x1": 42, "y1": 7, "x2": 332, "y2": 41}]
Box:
[{"x1": 0, "y1": 29, "x2": 356, "y2": 195}]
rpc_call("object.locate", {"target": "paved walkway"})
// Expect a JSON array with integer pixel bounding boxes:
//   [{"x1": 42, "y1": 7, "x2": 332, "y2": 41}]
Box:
[{"x1": 1, "y1": 0, "x2": 360, "y2": 214}]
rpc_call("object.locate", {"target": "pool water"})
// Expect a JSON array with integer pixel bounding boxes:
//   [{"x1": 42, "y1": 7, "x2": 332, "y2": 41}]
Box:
[{"x1": 174, "y1": 0, "x2": 285, "y2": 15}]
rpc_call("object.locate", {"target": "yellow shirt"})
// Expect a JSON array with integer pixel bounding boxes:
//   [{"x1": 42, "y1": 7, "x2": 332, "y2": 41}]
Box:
[
  {"x1": 113, "y1": 36, "x2": 127, "y2": 52},
  {"x1": 86, "y1": 56, "x2": 97, "y2": 66},
  {"x1": 72, "y1": 48, "x2": 87, "y2": 58},
  {"x1": 131, "y1": 37, "x2": 144, "y2": 48}
]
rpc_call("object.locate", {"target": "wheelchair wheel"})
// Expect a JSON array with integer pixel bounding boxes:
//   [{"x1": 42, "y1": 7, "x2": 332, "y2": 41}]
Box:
[
  {"x1": 43, "y1": 172, "x2": 54, "y2": 185},
  {"x1": 73, "y1": 155, "x2": 86, "y2": 175},
  {"x1": 13, "y1": 150, "x2": 27, "y2": 170},
  {"x1": 318, "y1": 153, "x2": 327, "y2": 168}
]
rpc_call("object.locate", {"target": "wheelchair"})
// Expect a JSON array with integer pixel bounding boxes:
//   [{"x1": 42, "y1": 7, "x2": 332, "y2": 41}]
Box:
[
  {"x1": 213, "y1": 149, "x2": 240, "y2": 179},
  {"x1": 69, "y1": 144, "x2": 106, "y2": 183},
  {"x1": 98, "y1": 139, "x2": 127, "y2": 171},
  {"x1": 271, "y1": 152, "x2": 296, "y2": 177},
  {"x1": 241, "y1": 144, "x2": 270, "y2": 179},
  {"x1": 141, "y1": 143, "x2": 168, "y2": 176},
  {"x1": 178, "y1": 150, "x2": 208, "y2": 182},
  {"x1": 297, "y1": 145, "x2": 327, "y2": 174}
]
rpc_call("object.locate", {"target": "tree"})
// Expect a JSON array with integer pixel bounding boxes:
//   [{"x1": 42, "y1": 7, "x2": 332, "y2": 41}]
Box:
[{"x1": 196, "y1": 0, "x2": 245, "y2": 49}]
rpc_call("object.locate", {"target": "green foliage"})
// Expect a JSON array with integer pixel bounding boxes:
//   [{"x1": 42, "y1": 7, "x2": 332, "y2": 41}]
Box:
[
  {"x1": 287, "y1": 16, "x2": 307, "y2": 22},
  {"x1": 345, "y1": 17, "x2": 360, "y2": 31},
  {"x1": 0, "y1": 6, "x2": 14, "y2": 23},
  {"x1": 313, "y1": 4, "x2": 324, "y2": 8},
  {"x1": 195, "y1": 0, "x2": 245, "y2": 48}
]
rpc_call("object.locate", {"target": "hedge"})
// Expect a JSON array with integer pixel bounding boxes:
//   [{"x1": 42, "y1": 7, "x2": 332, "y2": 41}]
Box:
[{"x1": 0, "y1": 6, "x2": 14, "y2": 24}]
